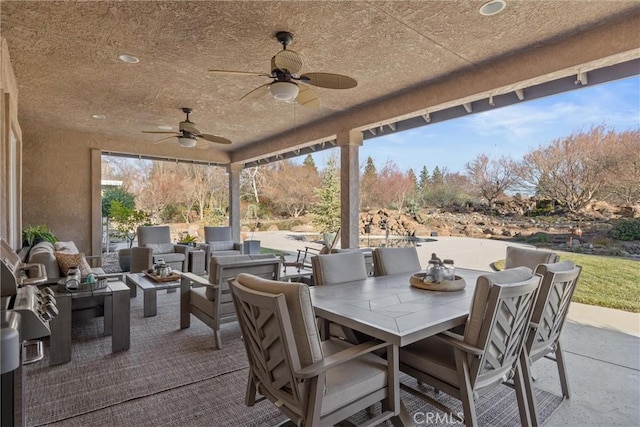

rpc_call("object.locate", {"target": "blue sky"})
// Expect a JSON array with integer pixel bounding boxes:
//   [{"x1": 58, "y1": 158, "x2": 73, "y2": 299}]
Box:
[{"x1": 314, "y1": 75, "x2": 639, "y2": 174}]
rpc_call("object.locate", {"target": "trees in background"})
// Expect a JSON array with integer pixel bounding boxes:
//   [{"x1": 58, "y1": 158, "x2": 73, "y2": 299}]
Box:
[
  {"x1": 601, "y1": 129, "x2": 640, "y2": 205},
  {"x1": 465, "y1": 154, "x2": 517, "y2": 210},
  {"x1": 376, "y1": 160, "x2": 416, "y2": 212},
  {"x1": 262, "y1": 160, "x2": 320, "y2": 217},
  {"x1": 102, "y1": 125, "x2": 637, "y2": 226},
  {"x1": 312, "y1": 154, "x2": 341, "y2": 233},
  {"x1": 360, "y1": 156, "x2": 378, "y2": 209},
  {"x1": 515, "y1": 126, "x2": 636, "y2": 213}
]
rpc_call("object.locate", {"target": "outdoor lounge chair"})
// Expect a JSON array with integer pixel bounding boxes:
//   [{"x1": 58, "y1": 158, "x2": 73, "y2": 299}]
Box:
[
  {"x1": 200, "y1": 226, "x2": 243, "y2": 263},
  {"x1": 179, "y1": 254, "x2": 281, "y2": 349},
  {"x1": 398, "y1": 267, "x2": 541, "y2": 427},
  {"x1": 134, "y1": 225, "x2": 189, "y2": 272},
  {"x1": 229, "y1": 273, "x2": 399, "y2": 426}
]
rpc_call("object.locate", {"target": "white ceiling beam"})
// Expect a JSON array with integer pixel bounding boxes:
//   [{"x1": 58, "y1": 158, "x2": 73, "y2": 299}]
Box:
[
  {"x1": 575, "y1": 72, "x2": 588, "y2": 85},
  {"x1": 463, "y1": 102, "x2": 473, "y2": 113},
  {"x1": 368, "y1": 128, "x2": 377, "y2": 136},
  {"x1": 422, "y1": 113, "x2": 431, "y2": 123},
  {"x1": 515, "y1": 89, "x2": 525, "y2": 100},
  {"x1": 489, "y1": 95, "x2": 495, "y2": 107},
  {"x1": 388, "y1": 123, "x2": 396, "y2": 131}
]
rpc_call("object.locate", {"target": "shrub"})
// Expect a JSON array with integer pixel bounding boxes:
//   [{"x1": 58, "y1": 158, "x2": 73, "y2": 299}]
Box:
[
  {"x1": 526, "y1": 232, "x2": 550, "y2": 244},
  {"x1": 609, "y1": 219, "x2": 640, "y2": 241}
]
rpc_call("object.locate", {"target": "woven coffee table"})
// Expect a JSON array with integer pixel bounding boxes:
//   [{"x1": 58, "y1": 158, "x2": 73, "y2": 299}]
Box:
[{"x1": 125, "y1": 272, "x2": 181, "y2": 317}]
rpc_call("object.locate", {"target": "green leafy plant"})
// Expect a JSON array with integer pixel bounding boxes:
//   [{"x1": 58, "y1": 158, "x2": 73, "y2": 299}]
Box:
[
  {"x1": 22, "y1": 224, "x2": 58, "y2": 246},
  {"x1": 609, "y1": 218, "x2": 640, "y2": 241},
  {"x1": 110, "y1": 201, "x2": 151, "y2": 248},
  {"x1": 178, "y1": 233, "x2": 198, "y2": 246}
]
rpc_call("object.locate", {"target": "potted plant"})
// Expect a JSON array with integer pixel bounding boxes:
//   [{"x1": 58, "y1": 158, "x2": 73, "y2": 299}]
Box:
[
  {"x1": 22, "y1": 224, "x2": 58, "y2": 247},
  {"x1": 178, "y1": 233, "x2": 198, "y2": 247}
]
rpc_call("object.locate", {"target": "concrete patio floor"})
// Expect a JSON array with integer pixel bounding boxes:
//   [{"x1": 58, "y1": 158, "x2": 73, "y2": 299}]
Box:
[{"x1": 254, "y1": 231, "x2": 640, "y2": 426}]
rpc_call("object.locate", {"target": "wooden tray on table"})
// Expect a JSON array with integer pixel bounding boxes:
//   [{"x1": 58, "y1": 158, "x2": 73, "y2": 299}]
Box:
[
  {"x1": 144, "y1": 271, "x2": 181, "y2": 282},
  {"x1": 410, "y1": 273, "x2": 466, "y2": 291}
]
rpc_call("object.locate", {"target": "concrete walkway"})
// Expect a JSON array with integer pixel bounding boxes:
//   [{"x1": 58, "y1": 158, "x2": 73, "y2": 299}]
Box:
[{"x1": 253, "y1": 230, "x2": 640, "y2": 426}]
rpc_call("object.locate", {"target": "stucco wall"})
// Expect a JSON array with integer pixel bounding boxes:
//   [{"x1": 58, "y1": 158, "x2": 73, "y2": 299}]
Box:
[{"x1": 21, "y1": 126, "x2": 96, "y2": 253}]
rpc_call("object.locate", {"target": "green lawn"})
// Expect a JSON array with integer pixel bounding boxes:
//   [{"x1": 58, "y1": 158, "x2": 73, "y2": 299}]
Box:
[
  {"x1": 493, "y1": 252, "x2": 640, "y2": 313},
  {"x1": 260, "y1": 247, "x2": 289, "y2": 257}
]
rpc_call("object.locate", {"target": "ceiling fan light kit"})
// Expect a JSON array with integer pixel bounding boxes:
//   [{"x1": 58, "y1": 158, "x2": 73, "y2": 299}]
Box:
[
  {"x1": 270, "y1": 81, "x2": 299, "y2": 102},
  {"x1": 209, "y1": 31, "x2": 357, "y2": 108},
  {"x1": 142, "y1": 107, "x2": 232, "y2": 148},
  {"x1": 178, "y1": 136, "x2": 197, "y2": 148}
]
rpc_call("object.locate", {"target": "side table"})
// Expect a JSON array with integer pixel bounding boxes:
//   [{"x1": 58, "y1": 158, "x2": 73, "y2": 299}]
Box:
[
  {"x1": 243, "y1": 240, "x2": 261, "y2": 255},
  {"x1": 49, "y1": 280, "x2": 130, "y2": 365},
  {"x1": 189, "y1": 249, "x2": 206, "y2": 275}
]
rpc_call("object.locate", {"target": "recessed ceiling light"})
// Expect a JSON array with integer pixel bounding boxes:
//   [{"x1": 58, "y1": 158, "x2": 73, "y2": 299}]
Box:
[
  {"x1": 117, "y1": 54, "x2": 139, "y2": 64},
  {"x1": 91, "y1": 114, "x2": 106, "y2": 120},
  {"x1": 157, "y1": 125, "x2": 173, "y2": 131},
  {"x1": 479, "y1": 0, "x2": 506, "y2": 16}
]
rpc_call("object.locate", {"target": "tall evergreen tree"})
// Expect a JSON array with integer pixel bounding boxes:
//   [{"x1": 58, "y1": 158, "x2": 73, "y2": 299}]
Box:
[
  {"x1": 312, "y1": 154, "x2": 341, "y2": 233},
  {"x1": 418, "y1": 166, "x2": 430, "y2": 191},
  {"x1": 432, "y1": 166, "x2": 444, "y2": 186},
  {"x1": 360, "y1": 156, "x2": 378, "y2": 209},
  {"x1": 303, "y1": 154, "x2": 317, "y2": 173}
]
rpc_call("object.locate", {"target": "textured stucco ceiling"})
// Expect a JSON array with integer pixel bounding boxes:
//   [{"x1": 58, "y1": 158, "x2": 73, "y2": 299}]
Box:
[{"x1": 1, "y1": 1, "x2": 639, "y2": 164}]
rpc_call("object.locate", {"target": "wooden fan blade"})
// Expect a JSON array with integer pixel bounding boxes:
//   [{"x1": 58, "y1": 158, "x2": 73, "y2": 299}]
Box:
[
  {"x1": 272, "y1": 50, "x2": 303, "y2": 74},
  {"x1": 198, "y1": 134, "x2": 232, "y2": 145},
  {"x1": 296, "y1": 84, "x2": 320, "y2": 108},
  {"x1": 152, "y1": 136, "x2": 176, "y2": 144},
  {"x1": 142, "y1": 131, "x2": 179, "y2": 135},
  {"x1": 299, "y1": 72, "x2": 357, "y2": 89},
  {"x1": 195, "y1": 139, "x2": 211, "y2": 150},
  {"x1": 240, "y1": 83, "x2": 271, "y2": 101},
  {"x1": 209, "y1": 69, "x2": 270, "y2": 77}
]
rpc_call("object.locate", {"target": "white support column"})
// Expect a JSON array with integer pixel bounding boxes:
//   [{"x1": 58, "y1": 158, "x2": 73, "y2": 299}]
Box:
[
  {"x1": 338, "y1": 130, "x2": 363, "y2": 249},
  {"x1": 227, "y1": 163, "x2": 242, "y2": 242}
]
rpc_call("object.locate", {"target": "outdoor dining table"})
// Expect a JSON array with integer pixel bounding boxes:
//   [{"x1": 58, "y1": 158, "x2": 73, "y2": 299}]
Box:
[{"x1": 309, "y1": 267, "x2": 487, "y2": 426}]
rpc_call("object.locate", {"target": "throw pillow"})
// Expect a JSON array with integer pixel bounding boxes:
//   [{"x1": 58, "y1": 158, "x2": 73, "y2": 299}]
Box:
[
  {"x1": 208, "y1": 241, "x2": 234, "y2": 251},
  {"x1": 54, "y1": 241, "x2": 79, "y2": 254},
  {"x1": 54, "y1": 252, "x2": 93, "y2": 277}
]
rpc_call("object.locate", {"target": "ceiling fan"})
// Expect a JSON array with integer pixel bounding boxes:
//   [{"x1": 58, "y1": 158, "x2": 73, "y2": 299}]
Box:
[
  {"x1": 142, "y1": 107, "x2": 231, "y2": 148},
  {"x1": 209, "y1": 31, "x2": 357, "y2": 108}
]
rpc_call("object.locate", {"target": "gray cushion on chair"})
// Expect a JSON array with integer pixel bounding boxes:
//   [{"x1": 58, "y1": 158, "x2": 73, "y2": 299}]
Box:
[
  {"x1": 147, "y1": 243, "x2": 176, "y2": 254},
  {"x1": 235, "y1": 273, "x2": 323, "y2": 368},
  {"x1": 208, "y1": 241, "x2": 235, "y2": 251},
  {"x1": 464, "y1": 266, "x2": 533, "y2": 348},
  {"x1": 373, "y1": 247, "x2": 421, "y2": 276},
  {"x1": 320, "y1": 339, "x2": 388, "y2": 414},
  {"x1": 400, "y1": 336, "x2": 458, "y2": 385},
  {"x1": 505, "y1": 246, "x2": 558, "y2": 271},
  {"x1": 313, "y1": 251, "x2": 368, "y2": 286}
]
